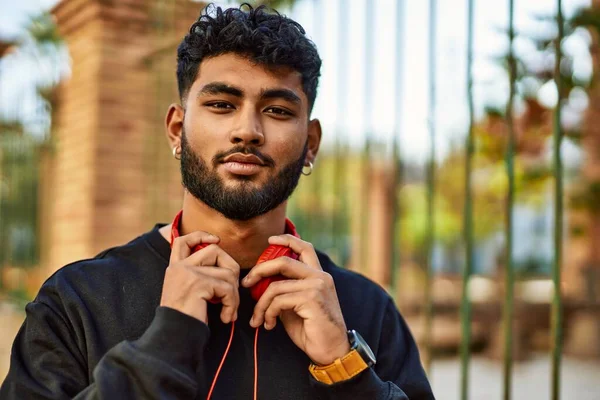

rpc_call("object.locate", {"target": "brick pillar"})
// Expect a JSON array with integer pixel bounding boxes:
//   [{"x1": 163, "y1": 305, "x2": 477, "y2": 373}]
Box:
[
  {"x1": 367, "y1": 162, "x2": 395, "y2": 288},
  {"x1": 47, "y1": 0, "x2": 202, "y2": 273},
  {"x1": 47, "y1": 0, "x2": 103, "y2": 271},
  {"x1": 573, "y1": 0, "x2": 600, "y2": 302},
  {"x1": 564, "y1": 0, "x2": 600, "y2": 358}
]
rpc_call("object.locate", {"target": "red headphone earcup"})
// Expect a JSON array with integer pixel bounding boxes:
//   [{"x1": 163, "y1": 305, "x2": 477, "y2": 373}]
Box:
[
  {"x1": 250, "y1": 275, "x2": 286, "y2": 302},
  {"x1": 250, "y1": 245, "x2": 298, "y2": 301},
  {"x1": 257, "y1": 245, "x2": 298, "y2": 264}
]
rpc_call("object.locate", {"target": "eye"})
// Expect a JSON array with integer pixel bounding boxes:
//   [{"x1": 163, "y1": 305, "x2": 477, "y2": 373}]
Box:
[
  {"x1": 265, "y1": 107, "x2": 293, "y2": 117},
  {"x1": 206, "y1": 102, "x2": 235, "y2": 110}
]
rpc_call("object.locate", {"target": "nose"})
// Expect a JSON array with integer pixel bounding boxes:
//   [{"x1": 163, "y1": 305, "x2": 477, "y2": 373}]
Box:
[{"x1": 229, "y1": 108, "x2": 264, "y2": 146}]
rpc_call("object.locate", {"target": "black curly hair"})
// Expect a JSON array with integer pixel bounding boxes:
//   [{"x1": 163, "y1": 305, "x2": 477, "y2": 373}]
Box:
[{"x1": 176, "y1": 3, "x2": 322, "y2": 113}]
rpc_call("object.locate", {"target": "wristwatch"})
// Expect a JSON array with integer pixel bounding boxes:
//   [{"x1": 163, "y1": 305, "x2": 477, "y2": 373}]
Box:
[{"x1": 309, "y1": 330, "x2": 376, "y2": 385}]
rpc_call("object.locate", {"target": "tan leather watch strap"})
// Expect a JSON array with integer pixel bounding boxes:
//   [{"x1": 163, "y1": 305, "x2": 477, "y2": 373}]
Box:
[{"x1": 308, "y1": 349, "x2": 369, "y2": 385}]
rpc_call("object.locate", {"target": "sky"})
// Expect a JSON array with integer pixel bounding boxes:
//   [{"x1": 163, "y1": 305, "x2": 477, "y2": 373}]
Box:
[
  {"x1": 0, "y1": 0, "x2": 594, "y2": 162},
  {"x1": 0, "y1": 0, "x2": 58, "y2": 39},
  {"x1": 281, "y1": 0, "x2": 592, "y2": 162}
]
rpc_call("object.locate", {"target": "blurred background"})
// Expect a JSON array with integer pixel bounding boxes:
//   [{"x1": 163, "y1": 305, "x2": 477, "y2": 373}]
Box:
[{"x1": 1, "y1": 0, "x2": 599, "y2": 398}]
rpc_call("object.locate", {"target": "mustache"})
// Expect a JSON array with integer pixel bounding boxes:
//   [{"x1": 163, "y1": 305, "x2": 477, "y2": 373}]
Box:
[{"x1": 213, "y1": 146, "x2": 275, "y2": 167}]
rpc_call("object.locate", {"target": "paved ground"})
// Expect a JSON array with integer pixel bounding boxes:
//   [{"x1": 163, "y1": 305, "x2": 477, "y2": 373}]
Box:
[
  {"x1": 430, "y1": 354, "x2": 600, "y2": 399},
  {"x1": 0, "y1": 303, "x2": 24, "y2": 383},
  {"x1": 2, "y1": 304, "x2": 599, "y2": 398}
]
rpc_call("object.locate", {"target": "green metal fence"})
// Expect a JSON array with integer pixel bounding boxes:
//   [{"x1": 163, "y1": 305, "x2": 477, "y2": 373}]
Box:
[
  {"x1": 0, "y1": 0, "x2": 588, "y2": 398},
  {"x1": 0, "y1": 133, "x2": 45, "y2": 280},
  {"x1": 503, "y1": 1, "x2": 517, "y2": 399},
  {"x1": 551, "y1": 2, "x2": 565, "y2": 400},
  {"x1": 460, "y1": 2, "x2": 476, "y2": 398},
  {"x1": 286, "y1": 1, "x2": 570, "y2": 399},
  {"x1": 287, "y1": 1, "x2": 571, "y2": 397}
]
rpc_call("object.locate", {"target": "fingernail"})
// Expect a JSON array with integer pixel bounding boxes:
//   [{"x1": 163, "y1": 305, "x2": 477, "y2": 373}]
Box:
[{"x1": 250, "y1": 316, "x2": 255, "y2": 327}]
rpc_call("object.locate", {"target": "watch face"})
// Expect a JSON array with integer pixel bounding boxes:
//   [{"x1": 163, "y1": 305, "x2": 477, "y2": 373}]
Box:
[{"x1": 349, "y1": 330, "x2": 377, "y2": 367}]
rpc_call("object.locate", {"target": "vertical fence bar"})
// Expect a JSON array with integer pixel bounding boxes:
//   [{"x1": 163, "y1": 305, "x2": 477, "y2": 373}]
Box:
[
  {"x1": 306, "y1": 151, "x2": 319, "y2": 242},
  {"x1": 0, "y1": 149, "x2": 3, "y2": 287},
  {"x1": 305, "y1": 0, "x2": 324, "y2": 243},
  {"x1": 334, "y1": 0, "x2": 349, "y2": 266},
  {"x1": 391, "y1": 138, "x2": 401, "y2": 290},
  {"x1": 340, "y1": 140, "x2": 350, "y2": 266},
  {"x1": 460, "y1": 0, "x2": 475, "y2": 398},
  {"x1": 32, "y1": 141, "x2": 40, "y2": 267},
  {"x1": 551, "y1": 0, "x2": 564, "y2": 398},
  {"x1": 30, "y1": 140, "x2": 37, "y2": 268},
  {"x1": 502, "y1": 0, "x2": 516, "y2": 398},
  {"x1": 0, "y1": 64, "x2": 3, "y2": 287},
  {"x1": 331, "y1": 135, "x2": 342, "y2": 263},
  {"x1": 316, "y1": 136, "x2": 329, "y2": 247},
  {"x1": 360, "y1": 137, "x2": 371, "y2": 271},
  {"x1": 423, "y1": 0, "x2": 437, "y2": 375},
  {"x1": 390, "y1": 0, "x2": 405, "y2": 297},
  {"x1": 359, "y1": 0, "x2": 375, "y2": 273}
]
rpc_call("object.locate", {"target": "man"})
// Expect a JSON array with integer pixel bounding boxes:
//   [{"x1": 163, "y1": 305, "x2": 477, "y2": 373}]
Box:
[{"x1": 1, "y1": 4, "x2": 434, "y2": 399}]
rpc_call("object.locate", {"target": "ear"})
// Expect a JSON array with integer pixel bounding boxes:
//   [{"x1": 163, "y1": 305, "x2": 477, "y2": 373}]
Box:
[
  {"x1": 306, "y1": 118, "x2": 322, "y2": 164},
  {"x1": 165, "y1": 103, "x2": 185, "y2": 152}
]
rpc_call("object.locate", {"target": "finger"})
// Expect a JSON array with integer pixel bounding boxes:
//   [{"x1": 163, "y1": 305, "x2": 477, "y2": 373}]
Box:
[
  {"x1": 187, "y1": 244, "x2": 240, "y2": 278},
  {"x1": 250, "y1": 279, "x2": 317, "y2": 328},
  {"x1": 242, "y1": 256, "x2": 316, "y2": 287},
  {"x1": 195, "y1": 266, "x2": 240, "y2": 320},
  {"x1": 262, "y1": 292, "x2": 307, "y2": 330},
  {"x1": 194, "y1": 266, "x2": 239, "y2": 290},
  {"x1": 267, "y1": 235, "x2": 321, "y2": 269},
  {"x1": 170, "y1": 231, "x2": 220, "y2": 263},
  {"x1": 197, "y1": 272, "x2": 239, "y2": 324}
]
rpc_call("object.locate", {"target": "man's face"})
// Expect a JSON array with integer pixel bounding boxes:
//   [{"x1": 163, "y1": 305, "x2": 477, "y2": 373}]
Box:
[{"x1": 178, "y1": 53, "x2": 315, "y2": 221}]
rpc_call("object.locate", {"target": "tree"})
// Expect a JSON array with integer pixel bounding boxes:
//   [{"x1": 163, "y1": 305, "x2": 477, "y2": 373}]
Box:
[{"x1": 0, "y1": 12, "x2": 64, "y2": 292}]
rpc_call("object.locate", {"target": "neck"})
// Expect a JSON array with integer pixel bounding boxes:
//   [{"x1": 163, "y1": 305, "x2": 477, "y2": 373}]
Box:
[{"x1": 161, "y1": 191, "x2": 290, "y2": 268}]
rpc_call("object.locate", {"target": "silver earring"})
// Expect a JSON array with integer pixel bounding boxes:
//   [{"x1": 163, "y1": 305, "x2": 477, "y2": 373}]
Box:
[
  {"x1": 172, "y1": 146, "x2": 181, "y2": 160},
  {"x1": 302, "y1": 161, "x2": 313, "y2": 176}
]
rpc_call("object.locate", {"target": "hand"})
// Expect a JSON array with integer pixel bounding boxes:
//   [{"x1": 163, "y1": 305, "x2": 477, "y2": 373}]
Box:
[
  {"x1": 242, "y1": 235, "x2": 350, "y2": 365},
  {"x1": 160, "y1": 231, "x2": 241, "y2": 324}
]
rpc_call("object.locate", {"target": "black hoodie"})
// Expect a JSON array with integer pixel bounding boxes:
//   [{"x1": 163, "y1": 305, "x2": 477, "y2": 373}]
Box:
[{"x1": 1, "y1": 225, "x2": 434, "y2": 400}]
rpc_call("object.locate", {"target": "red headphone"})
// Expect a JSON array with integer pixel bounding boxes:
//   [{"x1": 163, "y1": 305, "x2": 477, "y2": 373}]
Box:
[
  {"x1": 169, "y1": 210, "x2": 300, "y2": 400},
  {"x1": 169, "y1": 210, "x2": 300, "y2": 301}
]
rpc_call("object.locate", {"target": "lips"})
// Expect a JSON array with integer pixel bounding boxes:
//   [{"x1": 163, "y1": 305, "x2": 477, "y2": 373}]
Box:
[
  {"x1": 221, "y1": 153, "x2": 266, "y2": 176},
  {"x1": 222, "y1": 153, "x2": 265, "y2": 165}
]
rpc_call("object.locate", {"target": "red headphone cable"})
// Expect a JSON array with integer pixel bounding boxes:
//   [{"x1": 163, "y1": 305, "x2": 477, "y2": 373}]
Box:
[
  {"x1": 206, "y1": 321, "x2": 235, "y2": 400},
  {"x1": 254, "y1": 327, "x2": 259, "y2": 400},
  {"x1": 205, "y1": 323, "x2": 260, "y2": 400}
]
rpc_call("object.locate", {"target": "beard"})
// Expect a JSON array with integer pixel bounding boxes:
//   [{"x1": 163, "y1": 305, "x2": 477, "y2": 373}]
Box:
[{"x1": 180, "y1": 129, "x2": 308, "y2": 221}]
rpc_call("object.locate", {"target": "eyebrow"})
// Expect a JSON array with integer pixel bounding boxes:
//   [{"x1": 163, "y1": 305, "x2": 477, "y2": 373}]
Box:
[
  {"x1": 259, "y1": 88, "x2": 301, "y2": 104},
  {"x1": 198, "y1": 82, "x2": 301, "y2": 105},
  {"x1": 198, "y1": 82, "x2": 243, "y2": 97}
]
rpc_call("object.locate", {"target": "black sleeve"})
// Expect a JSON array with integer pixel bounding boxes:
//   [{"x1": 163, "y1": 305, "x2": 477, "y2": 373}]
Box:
[
  {"x1": 309, "y1": 299, "x2": 435, "y2": 400},
  {"x1": 0, "y1": 305, "x2": 209, "y2": 400}
]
